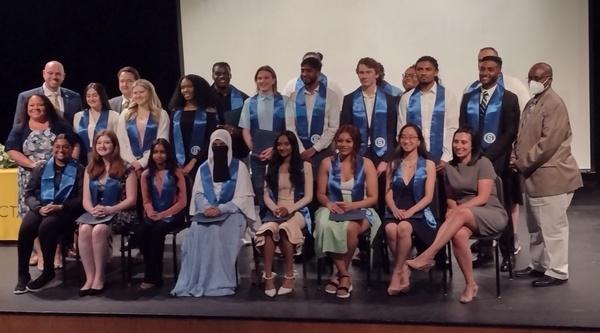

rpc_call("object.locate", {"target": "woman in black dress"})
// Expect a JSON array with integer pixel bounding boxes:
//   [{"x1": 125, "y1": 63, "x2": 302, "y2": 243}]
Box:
[
  {"x1": 168, "y1": 74, "x2": 218, "y2": 180},
  {"x1": 384, "y1": 124, "x2": 436, "y2": 295}
]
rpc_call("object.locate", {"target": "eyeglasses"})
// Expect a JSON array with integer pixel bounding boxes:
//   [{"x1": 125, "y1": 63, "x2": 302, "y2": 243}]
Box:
[
  {"x1": 402, "y1": 73, "x2": 417, "y2": 78},
  {"x1": 400, "y1": 135, "x2": 419, "y2": 140}
]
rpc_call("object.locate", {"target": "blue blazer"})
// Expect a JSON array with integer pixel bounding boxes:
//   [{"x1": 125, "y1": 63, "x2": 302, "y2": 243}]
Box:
[{"x1": 13, "y1": 86, "x2": 82, "y2": 126}]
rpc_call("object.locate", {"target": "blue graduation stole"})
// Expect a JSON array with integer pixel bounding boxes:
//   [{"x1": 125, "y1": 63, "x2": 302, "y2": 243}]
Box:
[
  {"x1": 268, "y1": 165, "x2": 312, "y2": 233},
  {"x1": 407, "y1": 84, "x2": 446, "y2": 162},
  {"x1": 126, "y1": 115, "x2": 158, "y2": 159},
  {"x1": 229, "y1": 85, "x2": 244, "y2": 111},
  {"x1": 351, "y1": 88, "x2": 388, "y2": 157},
  {"x1": 149, "y1": 170, "x2": 177, "y2": 222},
  {"x1": 77, "y1": 109, "x2": 109, "y2": 152},
  {"x1": 389, "y1": 157, "x2": 436, "y2": 229},
  {"x1": 466, "y1": 73, "x2": 505, "y2": 94},
  {"x1": 295, "y1": 83, "x2": 326, "y2": 149},
  {"x1": 172, "y1": 108, "x2": 207, "y2": 166},
  {"x1": 199, "y1": 159, "x2": 239, "y2": 205},
  {"x1": 248, "y1": 94, "x2": 285, "y2": 135},
  {"x1": 328, "y1": 154, "x2": 365, "y2": 202},
  {"x1": 40, "y1": 158, "x2": 78, "y2": 204},
  {"x1": 465, "y1": 84, "x2": 504, "y2": 149},
  {"x1": 382, "y1": 80, "x2": 402, "y2": 97},
  {"x1": 90, "y1": 176, "x2": 121, "y2": 206},
  {"x1": 295, "y1": 73, "x2": 328, "y2": 92}
]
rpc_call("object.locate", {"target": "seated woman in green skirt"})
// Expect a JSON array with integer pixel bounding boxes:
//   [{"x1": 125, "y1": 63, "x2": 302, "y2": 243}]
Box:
[{"x1": 313, "y1": 124, "x2": 381, "y2": 299}]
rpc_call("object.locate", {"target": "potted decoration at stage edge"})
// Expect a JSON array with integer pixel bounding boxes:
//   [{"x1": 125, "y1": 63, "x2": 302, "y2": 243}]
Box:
[{"x1": 0, "y1": 143, "x2": 17, "y2": 169}]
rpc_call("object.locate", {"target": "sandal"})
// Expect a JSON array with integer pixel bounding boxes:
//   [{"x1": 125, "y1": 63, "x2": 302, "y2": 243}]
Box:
[
  {"x1": 324, "y1": 278, "x2": 339, "y2": 294},
  {"x1": 336, "y1": 274, "x2": 352, "y2": 299}
]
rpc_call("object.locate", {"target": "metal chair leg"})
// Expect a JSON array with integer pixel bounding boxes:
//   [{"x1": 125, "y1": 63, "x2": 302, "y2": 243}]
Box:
[
  {"x1": 172, "y1": 233, "x2": 178, "y2": 280},
  {"x1": 495, "y1": 240, "x2": 501, "y2": 298}
]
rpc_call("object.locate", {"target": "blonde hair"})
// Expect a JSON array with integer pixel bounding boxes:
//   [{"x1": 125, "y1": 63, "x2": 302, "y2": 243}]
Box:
[{"x1": 128, "y1": 79, "x2": 162, "y2": 122}]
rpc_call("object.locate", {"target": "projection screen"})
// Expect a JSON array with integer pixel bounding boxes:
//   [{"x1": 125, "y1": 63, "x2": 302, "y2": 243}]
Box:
[{"x1": 180, "y1": 0, "x2": 590, "y2": 169}]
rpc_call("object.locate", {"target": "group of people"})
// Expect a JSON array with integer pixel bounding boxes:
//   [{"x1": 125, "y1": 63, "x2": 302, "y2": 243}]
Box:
[{"x1": 6, "y1": 46, "x2": 582, "y2": 303}]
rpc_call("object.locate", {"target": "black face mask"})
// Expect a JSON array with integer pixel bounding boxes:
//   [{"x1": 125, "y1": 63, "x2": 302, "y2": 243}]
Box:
[{"x1": 212, "y1": 145, "x2": 230, "y2": 182}]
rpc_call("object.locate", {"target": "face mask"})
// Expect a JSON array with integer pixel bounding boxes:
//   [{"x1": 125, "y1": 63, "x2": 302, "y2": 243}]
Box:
[
  {"x1": 212, "y1": 145, "x2": 230, "y2": 182},
  {"x1": 528, "y1": 79, "x2": 548, "y2": 96}
]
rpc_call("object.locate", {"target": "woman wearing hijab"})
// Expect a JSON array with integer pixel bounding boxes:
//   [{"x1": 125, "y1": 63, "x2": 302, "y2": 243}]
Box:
[{"x1": 171, "y1": 129, "x2": 257, "y2": 297}]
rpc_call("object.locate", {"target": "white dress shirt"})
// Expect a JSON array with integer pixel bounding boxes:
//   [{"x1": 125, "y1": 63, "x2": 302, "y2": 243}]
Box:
[
  {"x1": 285, "y1": 85, "x2": 341, "y2": 152},
  {"x1": 463, "y1": 73, "x2": 530, "y2": 112},
  {"x1": 282, "y1": 75, "x2": 344, "y2": 108},
  {"x1": 399, "y1": 82, "x2": 459, "y2": 162},
  {"x1": 42, "y1": 83, "x2": 64, "y2": 114}
]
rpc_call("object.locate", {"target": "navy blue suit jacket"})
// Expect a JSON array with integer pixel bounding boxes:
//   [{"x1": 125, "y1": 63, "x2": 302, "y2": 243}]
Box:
[{"x1": 13, "y1": 86, "x2": 82, "y2": 126}]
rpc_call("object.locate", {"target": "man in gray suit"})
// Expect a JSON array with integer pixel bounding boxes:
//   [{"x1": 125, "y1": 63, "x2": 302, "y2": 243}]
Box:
[
  {"x1": 108, "y1": 66, "x2": 140, "y2": 113},
  {"x1": 13, "y1": 60, "x2": 81, "y2": 126},
  {"x1": 512, "y1": 62, "x2": 583, "y2": 287}
]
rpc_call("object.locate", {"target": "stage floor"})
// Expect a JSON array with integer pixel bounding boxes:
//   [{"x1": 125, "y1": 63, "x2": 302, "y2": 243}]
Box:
[{"x1": 1, "y1": 186, "x2": 599, "y2": 331}]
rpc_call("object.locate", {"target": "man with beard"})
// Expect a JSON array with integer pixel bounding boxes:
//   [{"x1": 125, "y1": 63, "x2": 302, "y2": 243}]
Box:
[
  {"x1": 399, "y1": 56, "x2": 459, "y2": 170},
  {"x1": 211, "y1": 62, "x2": 250, "y2": 159},
  {"x1": 282, "y1": 52, "x2": 344, "y2": 108},
  {"x1": 459, "y1": 56, "x2": 520, "y2": 270},
  {"x1": 286, "y1": 56, "x2": 340, "y2": 173}
]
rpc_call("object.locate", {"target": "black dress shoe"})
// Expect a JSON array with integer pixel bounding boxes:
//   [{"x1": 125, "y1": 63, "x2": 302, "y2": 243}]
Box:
[
  {"x1": 500, "y1": 257, "x2": 514, "y2": 272},
  {"x1": 514, "y1": 267, "x2": 545, "y2": 278},
  {"x1": 79, "y1": 289, "x2": 91, "y2": 297},
  {"x1": 532, "y1": 275, "x2": 567, "y2": 287}
]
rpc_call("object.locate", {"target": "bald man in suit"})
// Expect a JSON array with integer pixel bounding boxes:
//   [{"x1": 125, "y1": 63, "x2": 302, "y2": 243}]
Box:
[
  {"x1": 512, "y1": 62, "x2": 582, "y2": 287},
  {"x1": 13, "y1": 60, "x2": 81, "y2": 126}
]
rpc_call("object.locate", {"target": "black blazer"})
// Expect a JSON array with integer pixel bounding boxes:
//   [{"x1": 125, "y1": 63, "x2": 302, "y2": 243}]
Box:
[
  {"x1": 459, "y1": 88, "x2": 520, "y2": 175},
  {"x1": 340, "y1": 89, "x2": 399, "y2": 166}
]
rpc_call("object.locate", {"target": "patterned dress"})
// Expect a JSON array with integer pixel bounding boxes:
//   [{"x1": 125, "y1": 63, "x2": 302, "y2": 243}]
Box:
[{"x1": 17, "y1": 129, "x2": 56, "y2": 217}]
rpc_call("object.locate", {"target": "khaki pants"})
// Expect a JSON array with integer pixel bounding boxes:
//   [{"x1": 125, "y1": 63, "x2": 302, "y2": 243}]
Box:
[{"x1": 524, "y1": 192, "x2": 573, "y2": 280}]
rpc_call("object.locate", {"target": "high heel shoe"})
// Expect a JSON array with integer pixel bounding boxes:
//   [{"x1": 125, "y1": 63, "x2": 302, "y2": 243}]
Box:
[
  {"x1": 89, "y1": 286, "x2": 105, "y2": 296},
  {"x1": 459, "y1": 285, "x2": 479, "y2": 303},
  {"x1": 406, "y1": 258, "x2": 435, "y2": 272},
  {"x1": 387, "y1": 266, "x2": 411, "y2": 295},
  {"x1": 262, "y1": 272, "x2": 277, "y2": 298},
  {"x1": 79, "y1": 288, "x2": 91, "y2": 297},
  {"x1": 277, "y1": 274, "x2": 295, "y2": 296}
]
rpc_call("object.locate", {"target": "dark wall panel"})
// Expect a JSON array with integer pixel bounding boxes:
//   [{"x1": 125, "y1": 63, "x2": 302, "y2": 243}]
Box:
[{"x1": 1, "y1": 0, "x2": 182, "y2": 141}]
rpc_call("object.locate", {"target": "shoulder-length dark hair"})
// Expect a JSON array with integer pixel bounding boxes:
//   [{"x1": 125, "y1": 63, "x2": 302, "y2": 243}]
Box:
[
  {"x1": 266, "y1": 131, "x2": 304, "y2": 192},
  {"x1": 146, "y1": 138, "x2": 178, "y2": 179},
  {"x1": 392, "y1": 123, "x2": 431, "y2": 169},
  {"x1": 168, "y1": 74, "x2": 216, "y2": 112},
  {"x1": 18, "y1": 94, "x2": 63, "y2": 130},
  {"x1": 450, "y1": 127, "x2": 482, "y2": 167},
  {"x1": 87, "y1": 129, "x2": 127, "y2": 179},
  {"x1": 333, "y1": 125, "x2": 362, "y2": 173},
  {"x1": 83, "y1": 82, "x2": 111, "y2": 111}
]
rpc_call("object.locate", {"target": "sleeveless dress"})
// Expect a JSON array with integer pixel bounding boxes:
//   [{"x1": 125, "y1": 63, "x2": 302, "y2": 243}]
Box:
[
  {"x1": 384, "y1": 177, "x2": 435, "y2": 246},
  {"x1": 255, "y1": 172, "x2": 306, "y2": 254},
  {"x1": 313, "y1": 178, "x2": 381, "y2": 257}
]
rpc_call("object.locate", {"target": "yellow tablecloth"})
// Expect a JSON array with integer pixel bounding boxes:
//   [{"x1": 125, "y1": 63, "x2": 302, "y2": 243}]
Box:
[{"x1": 0, "y1": 168, "x2": 20, "y2": 240}]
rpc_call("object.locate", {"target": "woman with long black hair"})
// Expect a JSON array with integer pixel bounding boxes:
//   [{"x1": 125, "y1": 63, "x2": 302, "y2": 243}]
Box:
[{"x1": 255, "y1": 131, "x2": 312, "y2": 297}]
